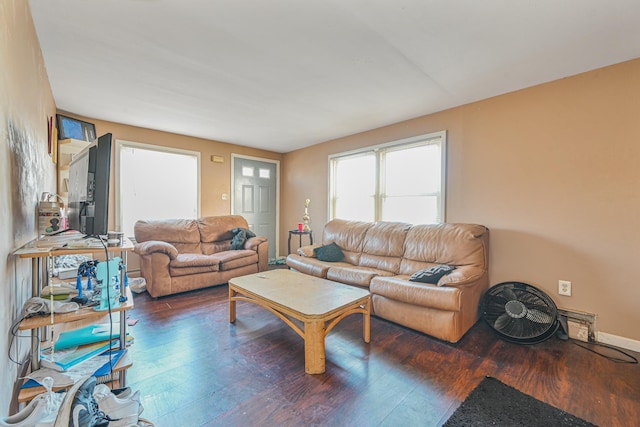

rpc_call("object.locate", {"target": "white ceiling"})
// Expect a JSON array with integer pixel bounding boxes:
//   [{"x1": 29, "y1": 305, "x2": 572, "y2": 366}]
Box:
[{"x1": 29, "y1": 1, "x2": 640, "y2": 153}]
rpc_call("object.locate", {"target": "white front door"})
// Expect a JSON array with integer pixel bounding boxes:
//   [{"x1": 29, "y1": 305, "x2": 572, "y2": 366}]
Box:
[{"x1": 231, "y1": 155, "x2": 279, "y2": 259}]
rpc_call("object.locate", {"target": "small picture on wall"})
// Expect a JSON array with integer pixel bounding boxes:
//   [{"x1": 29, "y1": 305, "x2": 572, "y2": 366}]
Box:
[{"x1": 56, "y1": 114, "x2": 96, "y2": 142}]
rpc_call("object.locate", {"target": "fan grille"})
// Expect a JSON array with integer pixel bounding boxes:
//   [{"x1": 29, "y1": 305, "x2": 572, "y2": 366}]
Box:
[{"x1": 481, "y1": 282, "x2": 559, "y2": 344}]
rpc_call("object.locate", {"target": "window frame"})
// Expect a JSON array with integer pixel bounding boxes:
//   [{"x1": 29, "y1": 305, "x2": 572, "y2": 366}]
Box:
[
  {"x1": 328, "y1": 130, "x2": 447, "y2": 224},
  {"x1": 115, "y1": 139, "x2": 201, "y2": 238}
]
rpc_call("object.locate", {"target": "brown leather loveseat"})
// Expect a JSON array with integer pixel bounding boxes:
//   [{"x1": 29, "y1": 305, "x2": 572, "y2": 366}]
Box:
[
  {"x1": 134, "y1": 215, "x2": 268, "y2": 297},
  {"x1": 286, "y1": 219, "x2": 489, "y2": 342}
]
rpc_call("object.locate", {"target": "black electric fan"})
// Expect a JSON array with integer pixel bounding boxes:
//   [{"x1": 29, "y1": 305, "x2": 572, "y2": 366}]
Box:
[{"x1": 480, "y1": 281, "x2": 560, "y2": 344}]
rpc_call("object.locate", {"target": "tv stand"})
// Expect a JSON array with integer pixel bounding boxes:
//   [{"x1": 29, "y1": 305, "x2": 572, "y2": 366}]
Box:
[
  {"x1": 66, "y1": 236, "x2": 105, "y2": 249},
  {"x1": 14, "y1": 237, "x2": 134, "y2": 402}
]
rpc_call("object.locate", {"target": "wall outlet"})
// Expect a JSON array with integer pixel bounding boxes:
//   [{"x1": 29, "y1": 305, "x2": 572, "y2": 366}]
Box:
[{"x1": 558, "y1": 280, "x2": 572, "y2": 296}]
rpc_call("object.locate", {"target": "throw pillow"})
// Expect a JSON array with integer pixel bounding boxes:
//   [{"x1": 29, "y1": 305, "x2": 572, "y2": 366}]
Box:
[
  {"x1": 409, "y1": 265, "x2": 456, "y2": 285},
  {"x1": 313, "y1": 242, "x2": 345, "y2": 262}
]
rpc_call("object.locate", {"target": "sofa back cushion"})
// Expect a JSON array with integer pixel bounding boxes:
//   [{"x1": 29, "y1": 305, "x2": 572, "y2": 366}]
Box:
[
  {"x1": 322, "y1": 219, "x2": 372, "y2": 265},
  {"x1": 198, "y1": 216, "x2": 248, "y2": 242},
  {"x1": 399, "y1": 223, "x2": 488, "y2": 275},
  {"x1": 134, "y1": 219, "x2": 202, "y2": 255},
  {"x1": 359, "y1": 222, "x2": 411, "y2": 274},
  {"x1": 199, "y1": 215, "x2": 250, "y2": 255}
]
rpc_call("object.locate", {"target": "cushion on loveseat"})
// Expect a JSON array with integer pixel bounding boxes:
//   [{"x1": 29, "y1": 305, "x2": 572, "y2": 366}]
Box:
[
  {"x1": 135, "y1": 218, "x2": 201, "y2": 244},
  {"x1": 216, "y1": 250, "x2": 259, "y2": 270},
  {"x1": 198, "y1": 215, "x2": 250, "y2": 242}
]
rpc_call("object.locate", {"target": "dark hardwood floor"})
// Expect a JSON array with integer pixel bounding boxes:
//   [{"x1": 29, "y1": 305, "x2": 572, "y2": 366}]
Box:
[{"x1": 124, "y1": 283, "x2": 640, "y2": 427}]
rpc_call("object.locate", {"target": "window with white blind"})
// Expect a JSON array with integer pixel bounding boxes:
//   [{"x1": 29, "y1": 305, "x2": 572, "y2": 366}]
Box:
[
  {"x1": 329, "y1": 131, "x2": 446, "y2": 224},
  {"x1": 116, "y1": 140, "x2": 200, "y2": 239}
]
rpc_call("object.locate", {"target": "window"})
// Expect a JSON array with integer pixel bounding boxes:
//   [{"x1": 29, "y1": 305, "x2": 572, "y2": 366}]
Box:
[
  {"x1": 329, "y1": 131, "x2": 446, "y2": 224},
  {"x1": 116, "y1": 140, "x2": 200, "y2": 238}
]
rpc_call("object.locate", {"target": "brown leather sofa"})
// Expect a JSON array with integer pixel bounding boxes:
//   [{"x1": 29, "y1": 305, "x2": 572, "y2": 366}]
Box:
[
  {"x1": 286, "y1": 219, "x2": 489, "y2": 342},
  {"x1": 134, "y1": 215, "x2": 268, "y2": 297}
]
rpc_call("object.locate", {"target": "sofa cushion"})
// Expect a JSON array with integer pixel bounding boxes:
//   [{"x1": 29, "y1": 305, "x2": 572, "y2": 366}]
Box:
[
  {"x1": 409, "y1": 265, "x2": 456, "y2": 285},
  {"x1": 400, "y1": 223, "x2": 488, "y2": 275},
  {"x1": 198, "y1": 215, "x2": 249, "y2": 243},
  {"x1": 201, "y1": 241, "x2": 234, "y2": 255},
  {"x1": 322, "y1": 219, "x2": 372, "y2": 265},
  {"x1": 359, "y1": 222, "x2": 411, "y2": 274},
  {"x1": 370, "y1": 276, "x2": 463, "y2": 312},
  {"x1": 314, "y1": 242, "x2": 345, "y2": 262},
  {"x1": 215, "y1": 250, "x2": 259, "y2": 270},
  {"x1": 134, "y1": 219, "x2": 200, "y2": 244},
  {"x1": 326, "y1": 265, "x2": 395, "y2": 287},
  {"x1": 170, "y1": 253, "x2": 221, "y2": 268},
  {"x1": 169, "y1": 253, "x2": 221, "y2": 276},
  {"x1": 173, "y1": 242, "x2": 203, "y2": 254}
]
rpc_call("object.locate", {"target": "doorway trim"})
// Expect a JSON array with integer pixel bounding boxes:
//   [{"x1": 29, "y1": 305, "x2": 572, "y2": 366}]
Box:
[{"x1": 230, "y1": 154, "x2": 281, "y2": 258}]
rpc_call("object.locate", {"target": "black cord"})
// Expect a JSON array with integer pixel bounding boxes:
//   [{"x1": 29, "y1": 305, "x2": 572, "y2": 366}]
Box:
[
  {"x1": 8, "y1": 315, "x2": 31, "y2": 365},
  {"x1": 50, "y1": 228, "x2": 75, "y2": 236},
  {"x1": 572, "y1": 340, "x2": 638, "y2": 364},
  {"x1": 95, "y1": 236, "x2": 115, "y2": 382}
]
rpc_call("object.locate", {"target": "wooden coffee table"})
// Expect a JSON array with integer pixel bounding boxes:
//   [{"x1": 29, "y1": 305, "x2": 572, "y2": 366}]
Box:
[{"x1": 229, "y1": 269, "x2": 371, "y2": 374}]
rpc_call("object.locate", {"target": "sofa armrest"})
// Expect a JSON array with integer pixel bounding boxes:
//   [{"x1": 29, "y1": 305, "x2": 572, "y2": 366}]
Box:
[
  {"x1": 134, "y1": 240, "x2": 179, "y2": 260},
  {"x1": 297, "y1": 244, "x2": 322, "y2": 257},
  {"x1": 244, "y1": 236, "x2": 267, "y2": 251},
  {"x1": 244, "y1": 236, "x2": 269, "y2": 272},
  {"x1": 438, "y1": 266, "x2": 486, "y2": 287}
]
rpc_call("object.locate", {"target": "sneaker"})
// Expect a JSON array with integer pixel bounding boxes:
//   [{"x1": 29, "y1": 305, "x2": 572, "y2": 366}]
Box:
[
  {"x1": 92, "y1": 385, "x2": 142, "y2": 426},
  {"x1": 54, "y1": 376, "x2": 109, "y2": 427},
  {"x1": 34, "y1": 390, "x2": 65, "y2": 427},
  {"x1": 92, "y1": 385, "x2": 135, "y2": 402},
  {"x1": 108, "y1": 387, "x2": 132, "y2": 399},
  {"x1": 0, "y1": 378, "x2": 64, "y2": 427}
]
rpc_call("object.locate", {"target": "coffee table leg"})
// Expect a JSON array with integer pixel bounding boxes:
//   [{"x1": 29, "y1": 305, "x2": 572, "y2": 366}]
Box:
[
  {"x1": 229, "y1": 287, "x2": 237, "y2": 323},
  {"x1": 304, "y1": 320, "x2": 326, "y2": 374},
  {"x1": 363, "y1": 298, "x2": 371, "y2": 343}
]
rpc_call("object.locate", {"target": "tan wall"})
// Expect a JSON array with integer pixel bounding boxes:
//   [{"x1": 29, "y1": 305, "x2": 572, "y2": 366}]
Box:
[
  {"x1": 0, "y1": 0, "x2": 57, "y2": 413},
  {"x1": 282, "y1": 59, "x2": 640, "y2": 342}
]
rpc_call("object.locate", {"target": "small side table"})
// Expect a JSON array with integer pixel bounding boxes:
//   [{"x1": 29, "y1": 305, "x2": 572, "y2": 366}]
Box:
[{"x1": 288, "y1": 230, "x2": 313, "y2": 254}]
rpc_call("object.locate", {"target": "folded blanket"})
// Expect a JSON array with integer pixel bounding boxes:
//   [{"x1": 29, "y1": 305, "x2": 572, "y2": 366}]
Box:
[{"x1": 230, "y1": 227, "x2": 257, "y2": 250}]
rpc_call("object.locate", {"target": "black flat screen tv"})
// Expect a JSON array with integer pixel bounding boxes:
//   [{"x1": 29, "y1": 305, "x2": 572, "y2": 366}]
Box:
[{"x1": 67, "y1": 133, "x2": 112, "y2": 236}]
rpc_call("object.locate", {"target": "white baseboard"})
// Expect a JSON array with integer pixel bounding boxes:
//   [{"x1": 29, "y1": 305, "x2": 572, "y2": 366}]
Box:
[{"x1": 596, "y1": 331, "x2": 640, "y2": 353}]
